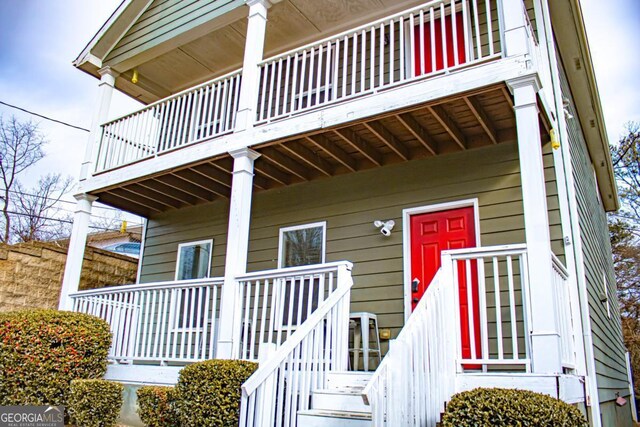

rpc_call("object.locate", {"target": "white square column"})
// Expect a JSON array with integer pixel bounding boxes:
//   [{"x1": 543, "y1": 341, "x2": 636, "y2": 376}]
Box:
[
  {"x1": 80, "y1": 67, "x2": 118, "y2": 181},
  {"x1": 508, "y1": 75, "x2": 562, "y2": 374},
  {"x1": 234, "y1": 0, "x2": 271, "y2": 132},
  {"x1": 216, "y1": 148, "x2": 261, "y2": 358},
  {"x1": 58, "y1": 194, "x2": 98, "y2": 310}
]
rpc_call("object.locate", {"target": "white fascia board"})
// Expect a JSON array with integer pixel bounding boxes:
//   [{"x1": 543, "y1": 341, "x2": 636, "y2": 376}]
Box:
[{"x1": 79, "y1": 56, "x2": 530, "y2": 194}]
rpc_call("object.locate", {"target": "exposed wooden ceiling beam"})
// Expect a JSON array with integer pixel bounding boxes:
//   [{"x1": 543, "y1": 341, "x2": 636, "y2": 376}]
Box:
[
  {"x1": 305, "y1": 135, "x2": 357, "y2": 172},
  {"x1": 279, "y1": 141, "x2": 334, "y2": 177},
  {"x1": 106, "y1": 188, "x2": 165, "y2": 213},
  {"x1": 428, "y1": 105, "x2": 467, "y2": 150},
  {"x1": 464, "y1": 96, "x2": 498, "y2": 145},
  {"x1": 177, "y1": 169, "x2": 231, "y2": 198},
  {"x1": 260, "y1": 147, "x2": 310, "y2": 181},
  {"x1": 155, "y1": 175, "x2": 216, "y2": 202},
  {"x1": 125, "y1": 183, "x2": 185, "y2": 209},
  {"x1": 363, "y1": 121, "x2": 410, "y2": 161},
  {"x1": 98, "y1": 192, "x2": 153, "y2": 217},
  {"x1": 333, "y1": 129, "x2": 383, "y2": 166},
  {"x1": 212, "y1": 158, "x2": 272, "y2": 191},
  {"x1": 191, "y1": 163, "x2": 232, "y2": 188},
  {"x1": 395, "y1": 113, "x2": 438, "y2": 155},
  {"x1": 501, "y1": 86, "x2": 514, "y2": 109},
  {"x1": 137, "y1": 180, "x2": 199, "y2": 205},
  {"x1": 254, "y1": 159, "x2": 291, "y2": 185}
]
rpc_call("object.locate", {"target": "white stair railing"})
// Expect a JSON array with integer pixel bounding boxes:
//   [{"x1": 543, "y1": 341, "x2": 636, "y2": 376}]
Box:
[
  {"x1": 239, "y1": 262, "x2": 353, "y2": 427},
  {"x1": 363, "y1": 268, "x2": 457, "y2": 427},
  {"x1": 256, "y1": 0, "x2": 502, "y2": 122},
  {"x1": 70, "y1": 278, "x2": 224, "y2": 364},
  {"x1": 233, "y1": 261, "x2": 351, "y2": 361},
  {"x1": 552, "y1": 253, "x2": 576, "y2": 370},
  {"x1": 95, "y1": 69, "x2": 242, "y2": 172}
]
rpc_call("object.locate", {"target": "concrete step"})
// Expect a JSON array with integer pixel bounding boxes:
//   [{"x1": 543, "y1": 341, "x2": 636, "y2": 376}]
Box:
[
  {"x1": 297, "y1": 409, "x2": 372, "y2": 427},
  {"x1": 326, "y1": 371, "x2": 373, "y2": 390},
  {"x1": 311, "y1": 388, "x2": 370, "y2": 413}
]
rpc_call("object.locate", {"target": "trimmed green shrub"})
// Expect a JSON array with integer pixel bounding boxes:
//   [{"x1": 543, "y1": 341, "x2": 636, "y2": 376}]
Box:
[
  {"x1": 175, "y1": 359, "x2": 258, "y2": 427},
  {"x1": 68, "y1": 379, "x2": 123, "y2": 427},
  {"x1": 441, "y1": 387, "x2": 588, "y2": 427},
  {"x1": 0, "y1": 309, "x2": 112, "y2": 407},
  {"x1": 137, "y1": 386, "x2": 180, "y2": 427}
]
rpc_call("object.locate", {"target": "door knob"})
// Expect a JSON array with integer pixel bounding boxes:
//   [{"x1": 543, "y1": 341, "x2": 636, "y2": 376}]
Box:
[{"x1": 411, "y1": 278, "x2": 420, "y2": 293}]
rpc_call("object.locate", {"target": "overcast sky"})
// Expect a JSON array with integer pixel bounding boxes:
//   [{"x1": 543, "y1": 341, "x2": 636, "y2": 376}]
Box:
[{"x1": 0, "y1": 0, "x2": 638, "y2": 221}]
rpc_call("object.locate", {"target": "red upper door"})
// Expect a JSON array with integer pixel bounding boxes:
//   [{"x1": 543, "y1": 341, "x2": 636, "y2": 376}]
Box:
[
  {"x1": 413, "y1": 12, "x2": 467, "y2": 76},
  {"x1": 409, "y1": 206, "x2": 481, "y2": 362}
]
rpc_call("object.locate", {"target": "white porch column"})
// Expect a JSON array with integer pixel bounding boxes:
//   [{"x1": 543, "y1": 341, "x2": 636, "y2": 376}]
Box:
[
  {"x1": 234, "y1": 0, "x2": 270, "y2": 132},
  {"x1": 508, "y1": 75, "x2": 562, "y2": 374},
  {"x1": 58, "y1": 194, "x2": 98, "y2": 310},
  {"x1": 80, "y1": 67, "x2": 118, "y2": 181},
  {"x1": 216, "y1": 148, "x2": 261, "y2": 358},
  {"x1": 500, "y1": 0, "x2": 531, "y2": 57}
]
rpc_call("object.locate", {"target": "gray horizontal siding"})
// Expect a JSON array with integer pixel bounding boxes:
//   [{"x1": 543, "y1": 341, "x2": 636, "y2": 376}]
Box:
[
  {"x1": 560, "y1": 60, "x2": 630, "y2": 406},
  {"x1": 140, "y1": 141, "x2": 564, "y2": 356}
]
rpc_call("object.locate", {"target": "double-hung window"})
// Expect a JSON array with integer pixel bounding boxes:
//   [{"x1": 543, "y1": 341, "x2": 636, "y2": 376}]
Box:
[
  {"x1": 278, "y1": 222, "x2": 327, "y2": 327},
  {"x1": 173, "y1": 239, "x2": 213, "y2": 330}
]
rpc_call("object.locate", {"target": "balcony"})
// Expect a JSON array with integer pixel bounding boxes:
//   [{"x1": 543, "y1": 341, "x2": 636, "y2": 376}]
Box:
[{"x1": 92, "y1": 0, "x2": 519, "y2": 176}]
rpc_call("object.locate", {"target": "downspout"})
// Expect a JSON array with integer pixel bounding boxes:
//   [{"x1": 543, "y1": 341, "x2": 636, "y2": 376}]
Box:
[{"x1": 538, "y1": 0, "x2": 602, "y2": 424}]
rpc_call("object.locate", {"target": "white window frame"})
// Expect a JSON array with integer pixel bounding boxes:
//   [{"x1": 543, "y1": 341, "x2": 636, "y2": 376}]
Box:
[
  {"x1": 278, "y1": 221, "x2": 327, "y2": 269},
  {"x1": 175, "y1": 239, "x2": 213, "y2": 281},
  {"x1": 402, "y1": 199, "x2": 481, "y2": 322},
  {"x1": 602, "y1": 270, "x2": 611, "y2": 319}
]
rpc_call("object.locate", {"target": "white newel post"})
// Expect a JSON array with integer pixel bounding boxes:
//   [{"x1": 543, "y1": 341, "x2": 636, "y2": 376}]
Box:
[
  {"x1": 80, "y1": 67, "x2": 118, "y2": 181},
  {"x1": 509, "y1": 75, "x2": 562, "y2": 374},
  {"x1": 500, "y1": 0, "x2": 531, "y2": 58},
  {"x1": 217, "y1": 148, "x2": 261, "y2": 358},
  {"x1": 234, "y1": 0, "x2": 271, "y2": 132},
  {"x1": 58, "y1": 194, "x2": 98, "y2": 310}
]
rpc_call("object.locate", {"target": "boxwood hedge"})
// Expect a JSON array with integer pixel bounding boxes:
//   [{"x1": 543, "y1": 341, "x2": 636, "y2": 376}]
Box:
[
  {"x1": 174, "y1": 359, "x2": 258, "y2": 427},
  {"x1": 68, "y1": 379, "x2": 123, "y2": 427},
  {"x1": 0, "y1": 310, "x2": 112, "y2": 407},
  {"x1": 441, "y1": 387, "x2": 588, "y2": 426},
  {"x1": 137, "y1": 386, "x2": 180, "y2": 427}
]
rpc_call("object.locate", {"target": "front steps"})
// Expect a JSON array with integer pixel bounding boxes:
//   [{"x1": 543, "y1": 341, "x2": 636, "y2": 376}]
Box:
[{"x1": 297, "y1": 371, "x2": 373, "y2": 427}]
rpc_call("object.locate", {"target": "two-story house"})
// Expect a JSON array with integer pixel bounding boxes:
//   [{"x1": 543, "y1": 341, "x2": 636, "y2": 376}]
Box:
[{"x1": 59, "y1": 0, "x2": 635, "y2": 425}]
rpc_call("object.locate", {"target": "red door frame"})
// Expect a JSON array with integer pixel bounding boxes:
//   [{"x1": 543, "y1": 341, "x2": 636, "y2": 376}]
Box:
[{"x1": 403, "y1": 200, "x2": 482, "y2": 364}]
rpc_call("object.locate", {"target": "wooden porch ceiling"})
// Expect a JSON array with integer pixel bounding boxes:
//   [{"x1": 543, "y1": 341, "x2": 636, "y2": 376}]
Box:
[{"x1": 92, "y1": 83, "x2": 550, "y2": 217}]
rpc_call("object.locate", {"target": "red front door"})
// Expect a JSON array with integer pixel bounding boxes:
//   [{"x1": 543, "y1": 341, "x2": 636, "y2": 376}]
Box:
[
  {"x1": 413, "y1": 13, "x2": 467, "y2": 76},
  {"x1": 410, "y1": 206, "x2": 481, "y2": 363}
]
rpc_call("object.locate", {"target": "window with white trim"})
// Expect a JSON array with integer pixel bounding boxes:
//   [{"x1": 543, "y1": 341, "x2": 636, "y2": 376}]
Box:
[
  {"x1": 602, "y1": 270, "x2": 611, "y2": 319},
  {"x1": 175, "y1": 239, "x2": 213, "y2": 281},
  {"x1": 278, "y1": 222, "x2": 327, "y2": 326}
]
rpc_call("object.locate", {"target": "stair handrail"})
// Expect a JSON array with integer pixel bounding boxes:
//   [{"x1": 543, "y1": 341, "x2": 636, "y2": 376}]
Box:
[
  {"x1": 363, "y1": 265, "x2": 457, "y2": 426},
  {"x1": 239, "y1": 261, "x2": 353, "y2": 426}
]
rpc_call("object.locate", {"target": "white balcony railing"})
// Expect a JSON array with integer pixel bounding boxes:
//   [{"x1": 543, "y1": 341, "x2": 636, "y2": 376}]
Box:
[
  {"x1": 255, "y1": 0, "x2": 502, "y2": 123},
  {"x1": 95, "y1": 69, "x2": 242, "y2": 172},
  {"x1": 70, "y1": 278, "x2": 224, "y2": 363},
  {"x1": 552, "y1": 253, "x2": 576, "y2": 370},
  {"x1": 444, "y1": 244, "x2": 532, "y2": 371}
]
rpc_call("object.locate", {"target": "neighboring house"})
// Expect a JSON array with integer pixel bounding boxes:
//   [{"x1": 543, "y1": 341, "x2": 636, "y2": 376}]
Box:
[
  {"x1": 0, "y1": 241, "x2": 137, "y2": 312},
  {"x1": 87, "y1": 225, "x2": 143, "y2": 258},
  {"x1": 58, "y1": 0, "x2": 634, "y2": 426}
]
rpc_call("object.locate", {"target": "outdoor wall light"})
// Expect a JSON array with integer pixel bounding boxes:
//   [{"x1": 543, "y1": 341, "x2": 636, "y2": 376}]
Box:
[
  {"x1": 131, "y1": 69, "x2": 139, "y2": 84},
  {"x1": 374, "y1": 220, "x2": 395, "y2": 237}
]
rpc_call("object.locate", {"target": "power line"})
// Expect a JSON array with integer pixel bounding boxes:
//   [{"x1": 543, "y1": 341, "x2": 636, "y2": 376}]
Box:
[{"x1": 0, "y1": 100, "x2": 90, "y2": 132}]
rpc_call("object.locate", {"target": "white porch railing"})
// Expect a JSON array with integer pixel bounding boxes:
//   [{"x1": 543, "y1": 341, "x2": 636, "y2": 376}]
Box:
[
  {"x1": 363, "y1": 269, "x2": 457, "y2": 427},
  {"x1": 444, "y1": 244, "x2": 532, "y2": 371},
  {"x1": 255, "y1": 0, "x2": 502, "y2": 123},
  {"x1": 239, "y1": 262, "x2": 353, "y2": 427},
  {"x1": 552, "y1": 253, "x2": 576, "y2": 370},
  {"x1": 234, "y1": 261, "x2": 352, "y2": 361},
  {"x1": 70, "y1": 278, "x2": 224, "y2": 363},
  {"x1": 95, "y1": 69, "x2": 242, "y2": 172}
]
